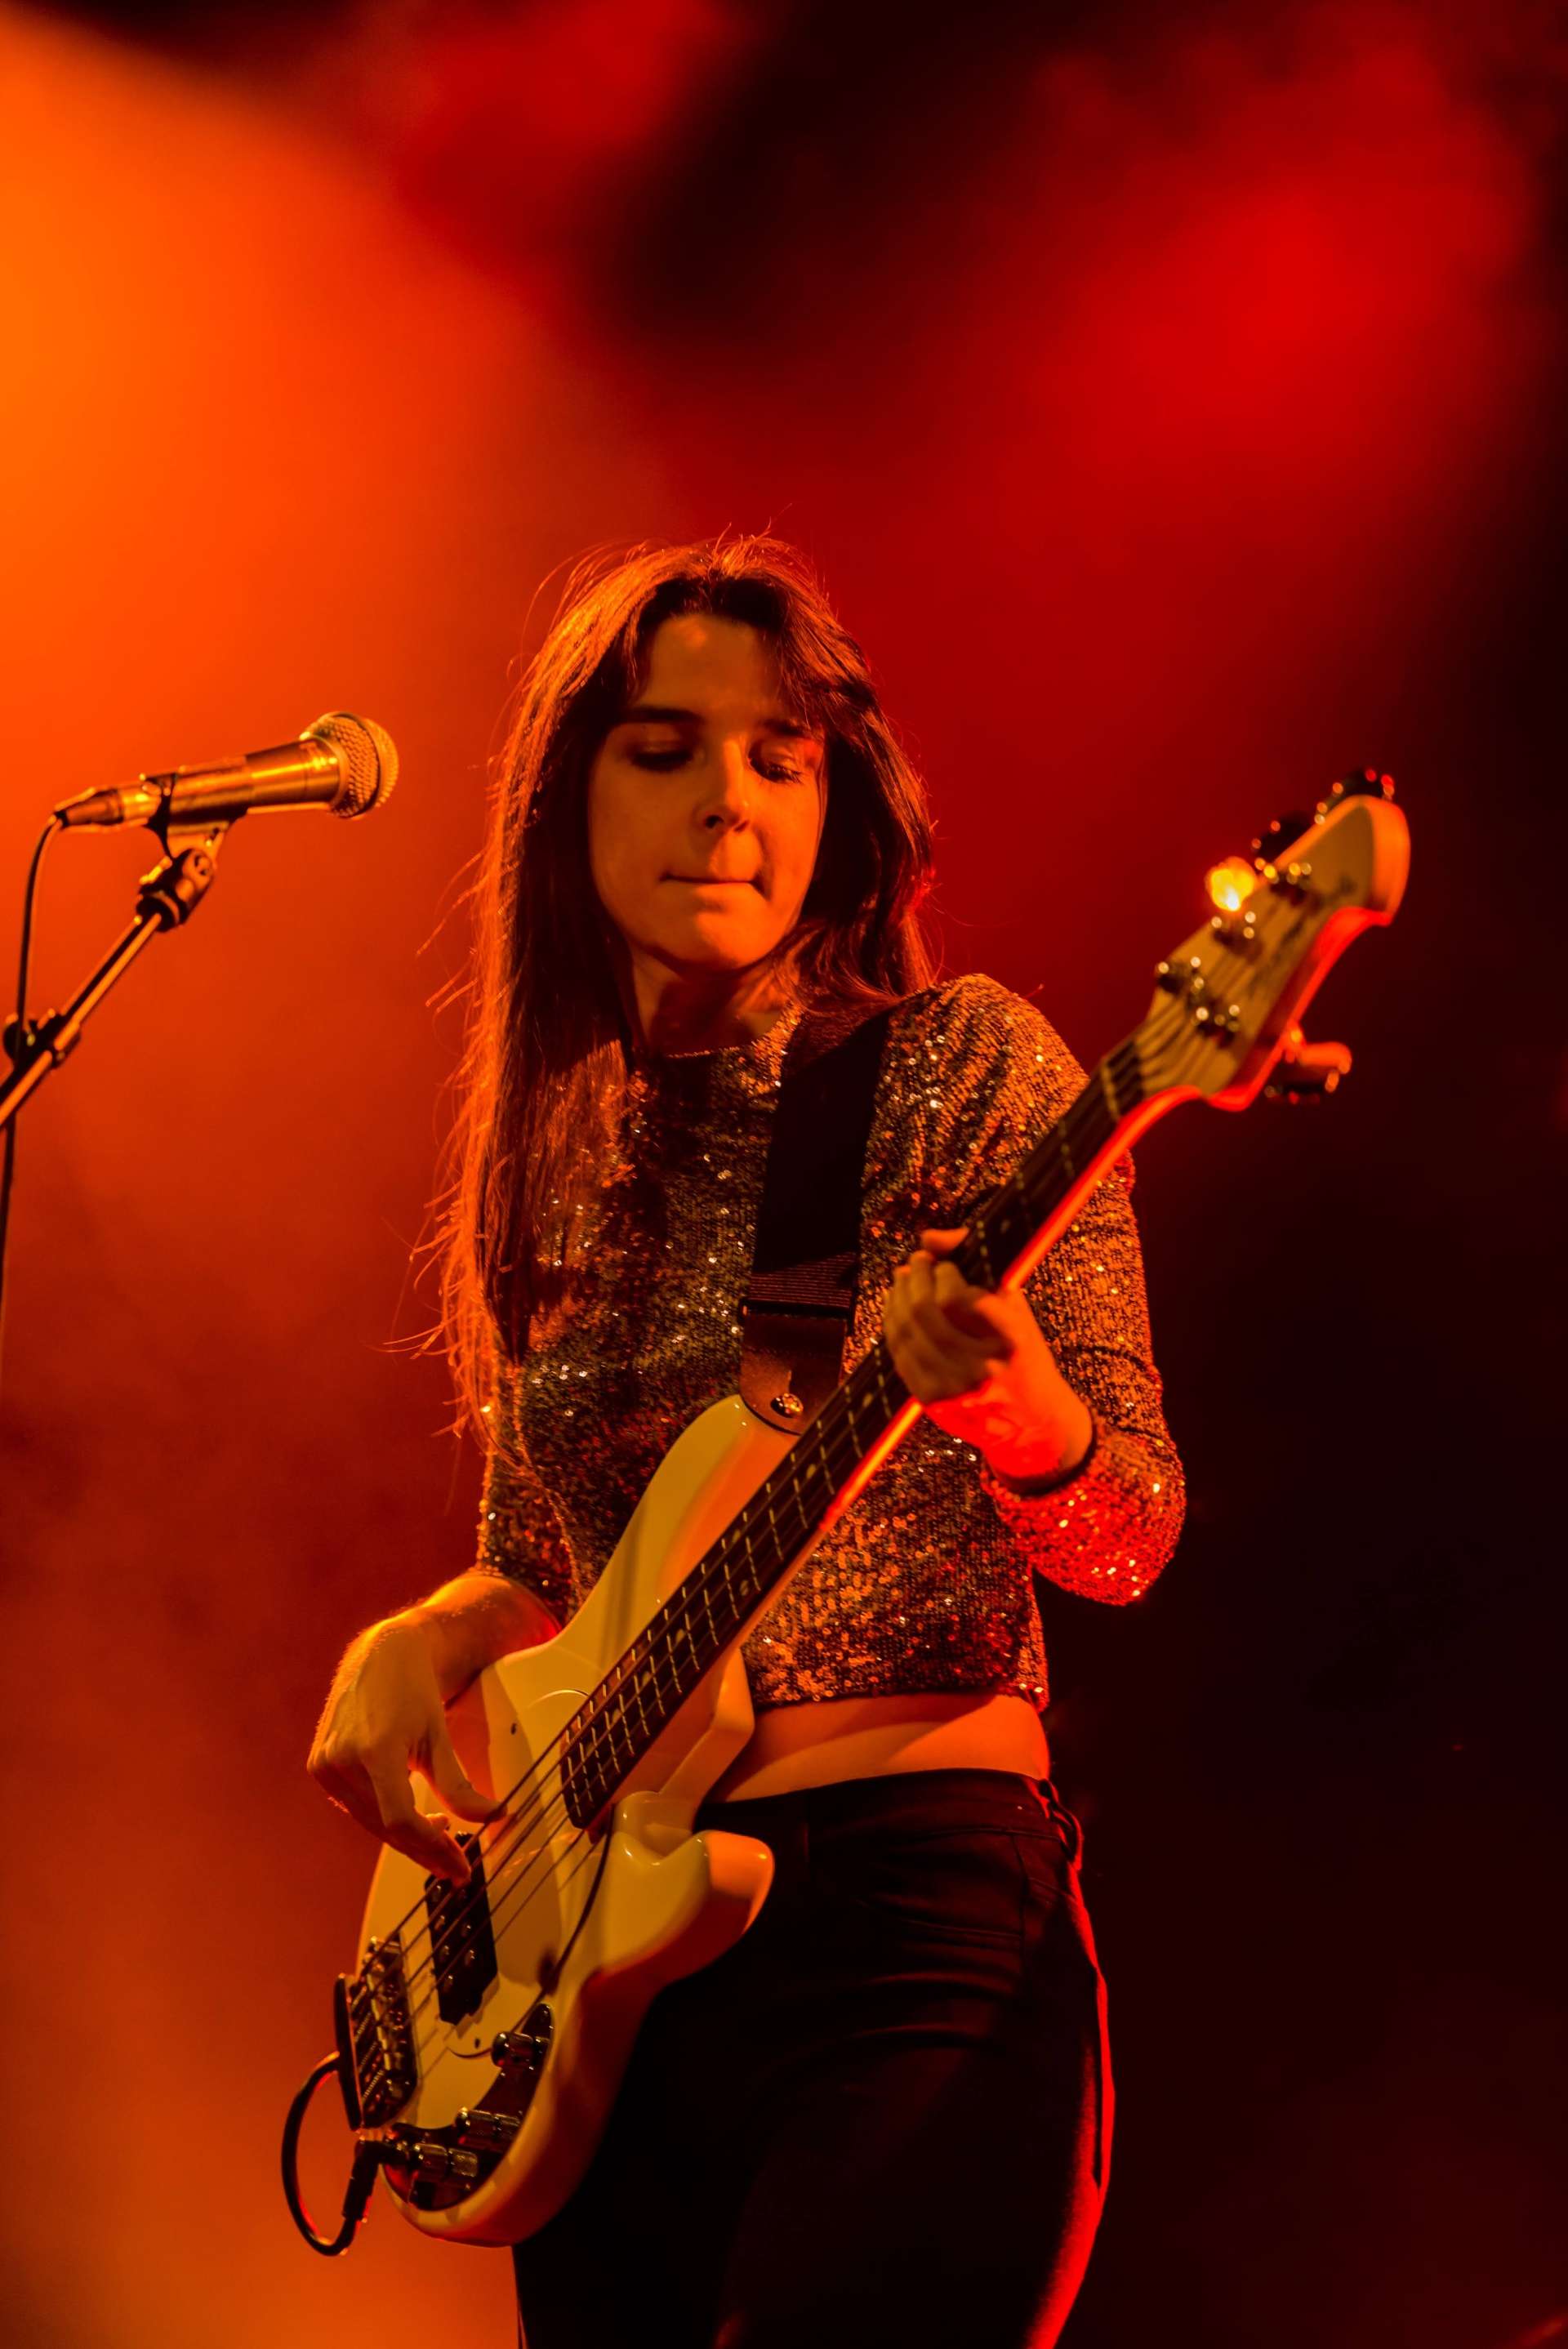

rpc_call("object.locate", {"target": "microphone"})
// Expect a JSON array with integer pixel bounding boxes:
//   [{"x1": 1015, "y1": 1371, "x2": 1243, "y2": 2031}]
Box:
[{"x1": 54, "y1": 711, "x2": 399, "y2": 830}]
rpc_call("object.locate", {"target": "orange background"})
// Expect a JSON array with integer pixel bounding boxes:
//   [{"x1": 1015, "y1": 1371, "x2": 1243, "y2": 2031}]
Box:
[{"x1": 2, "y1": 4, "x2": 1563, "y2": 2344}]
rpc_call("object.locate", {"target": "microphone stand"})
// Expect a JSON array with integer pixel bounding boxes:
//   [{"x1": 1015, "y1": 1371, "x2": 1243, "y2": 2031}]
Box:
[{"x1": 0, "y1": 818, "x2": 228, "y2": 1133}]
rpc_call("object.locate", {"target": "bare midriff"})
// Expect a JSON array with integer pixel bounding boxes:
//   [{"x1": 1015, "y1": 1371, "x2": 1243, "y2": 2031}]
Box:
[{"x1": 706, "y1": 1689, "x2": 1050, "y2": 1803}]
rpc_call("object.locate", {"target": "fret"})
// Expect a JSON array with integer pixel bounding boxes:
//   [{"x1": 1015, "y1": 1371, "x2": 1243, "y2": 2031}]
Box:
[
  {"x1": 673, "y1": 1607, "x2": 703, "y2": 1680},
  {"x1": 644, "y1": 1638, "x2": 675, "y2": 1714},
  {"x1": 563, "y1": 1725, "x2": 605, "y2": 1823},
  {"x1": 614, "y1": 1646, "x2": 644, "y2": 1709},
  {"x1": 626, "y1": 1652, "x2": 654, "y2": 1714},
  {"x1": 1080, "y1": 1078, "x2": 1117, "y2": 1148},
  {"x1": 780, "y1": 1476, "x2": 814, "y2": 1543},
  {"x1": 567, "y1": 1752, "x2": 596, "y2": 1824},
  {"x1": 645, "y1": 1634, "x2": 677, "y2": 1711},
  {"x1": 975, "y1": 1190, "x2": 1016, "y2": 1259},
  {"x1": 666, "y1": 1602, "x2": 694, "y2": 1659},
  {"x1": 679, "y1": 1590, "x2": 714, "y2": 1663},
  {"x1": 572, "y1": 1720, "x2": 606, "y2": 1792},
  {"x1": 670, "y1": 1625, "x2": 701, "y2": 1702},
  {"x1": 725, "y1": 1547, "x2": 760, "y2": 1615},
  {"x1": 979, "y1": 1189, "x2": 1028, "y2": 1280},
  {"x1": 599, "y1": 1699, "x2": 629, "y2": 1767},
  {"x1": 719, "y1": 1533, "x2": 746, "y2": 1589}
]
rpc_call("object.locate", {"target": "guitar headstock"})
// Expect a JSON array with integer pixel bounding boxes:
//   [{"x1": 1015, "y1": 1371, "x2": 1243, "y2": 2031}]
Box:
[{"x1": 1135, "y1": 772, "x2": 1410, "y2": 1111}]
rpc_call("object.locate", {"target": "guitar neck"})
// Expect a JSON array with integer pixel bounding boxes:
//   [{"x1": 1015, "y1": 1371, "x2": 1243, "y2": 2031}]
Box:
[{"x1": 559, "y1": 1016, "x2": 1176, "y2": 1826}]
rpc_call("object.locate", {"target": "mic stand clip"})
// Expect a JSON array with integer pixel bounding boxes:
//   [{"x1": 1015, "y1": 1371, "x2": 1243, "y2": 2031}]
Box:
[{"x1": 0, "y1": 816, "x2": 229, "y2": 1134}]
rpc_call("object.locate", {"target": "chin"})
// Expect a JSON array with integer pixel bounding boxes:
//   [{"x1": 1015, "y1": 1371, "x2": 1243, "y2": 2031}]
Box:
[{"x1": 662, "y1": 917, "x2": 776, "y2": 969}]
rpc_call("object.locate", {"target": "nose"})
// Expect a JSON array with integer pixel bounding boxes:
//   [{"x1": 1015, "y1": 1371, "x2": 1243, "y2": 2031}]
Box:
[{"x1": 696, "y1": 739, "x2": 756, "y2": 831}]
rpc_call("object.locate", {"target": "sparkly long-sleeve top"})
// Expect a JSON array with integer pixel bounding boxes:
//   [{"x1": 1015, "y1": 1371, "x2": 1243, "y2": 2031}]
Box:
[{"x1": 477, "y1": 974, "x2": 1183, "y2": 1710}]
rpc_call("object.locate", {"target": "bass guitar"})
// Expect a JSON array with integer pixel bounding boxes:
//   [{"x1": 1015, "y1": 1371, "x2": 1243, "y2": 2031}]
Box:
[{"x1": 283, "y1": 774, "x2": 1408, "y2": 2253}]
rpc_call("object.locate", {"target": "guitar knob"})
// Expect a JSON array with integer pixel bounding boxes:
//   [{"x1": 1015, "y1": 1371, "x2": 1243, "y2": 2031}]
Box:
[
  {"x1": 454, "y1": 2106, "x2": 523, "y2": 2152},
  {"x1": 405, "y1": 2138, "x2": 481, "y2": 2185},
  {"x1": 384, "y1": 2127, "x2": 483, "y2": 2185},
  {"x1": 492, "y1": 2030, "x2": 543, "y2": 2078},
  {"x1": 492, "y1": 2002, "x2": 555, "y2": 2080}
]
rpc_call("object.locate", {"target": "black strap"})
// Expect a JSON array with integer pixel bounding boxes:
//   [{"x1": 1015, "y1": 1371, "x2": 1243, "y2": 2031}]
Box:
[{"x1": 739, "y1": 1000, "x2": 898, "y2": 1432}]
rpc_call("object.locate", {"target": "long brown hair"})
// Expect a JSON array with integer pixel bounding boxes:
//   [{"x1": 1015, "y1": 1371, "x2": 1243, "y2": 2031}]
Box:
[{"x1": 438, "y1": 533, "x2": 938, "y2": 1437}]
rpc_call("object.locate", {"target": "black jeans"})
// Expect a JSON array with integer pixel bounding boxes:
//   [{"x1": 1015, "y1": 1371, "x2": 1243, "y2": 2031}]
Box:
[{"x1": 513, "y1": 1769, "x2": 1111, "y2": 2349}]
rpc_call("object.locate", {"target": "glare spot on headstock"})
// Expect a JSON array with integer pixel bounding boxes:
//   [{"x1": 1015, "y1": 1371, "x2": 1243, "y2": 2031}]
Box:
[{"x1": 1205, "y1": 858, "x2": 1256, "y2": 914}]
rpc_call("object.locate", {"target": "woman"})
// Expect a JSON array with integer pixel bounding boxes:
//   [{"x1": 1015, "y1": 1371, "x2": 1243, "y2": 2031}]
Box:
[{"x1": 310, "y1": 535, "x2": 1184, "y2": 2347}]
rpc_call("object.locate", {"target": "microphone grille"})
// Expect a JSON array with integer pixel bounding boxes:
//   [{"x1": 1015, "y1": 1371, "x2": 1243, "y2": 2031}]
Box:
[{"x1": 305, "y1": 711, "x2": 399, "y2": 818}]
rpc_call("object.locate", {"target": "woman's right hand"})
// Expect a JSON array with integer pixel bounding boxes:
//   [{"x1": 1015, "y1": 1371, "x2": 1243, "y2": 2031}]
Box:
[{"x1": 307, "y1": 1615, "x2": 500, "y2": 1886}]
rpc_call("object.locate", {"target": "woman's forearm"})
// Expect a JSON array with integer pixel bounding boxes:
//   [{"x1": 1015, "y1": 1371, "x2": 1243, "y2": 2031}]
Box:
[{"x1": 393, "y1": 1567, "x2": 559, "y2": 1701}]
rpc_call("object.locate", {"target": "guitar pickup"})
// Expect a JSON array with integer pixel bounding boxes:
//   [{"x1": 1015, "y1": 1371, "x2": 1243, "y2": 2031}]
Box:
[{"x1": 426, "y1": 1834, "x2": 500, "y2": 2026}]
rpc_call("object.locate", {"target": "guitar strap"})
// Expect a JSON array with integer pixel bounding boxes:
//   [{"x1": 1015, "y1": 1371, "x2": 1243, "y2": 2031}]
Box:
[{"x1": 738, "y1": 997, "x2": 904, "y2": 1434}]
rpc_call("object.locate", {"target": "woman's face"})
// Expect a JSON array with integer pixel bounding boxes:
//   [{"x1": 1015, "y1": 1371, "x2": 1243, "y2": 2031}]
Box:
[{"x1": 587, "y1": 613, "x2": 826, "y2": 991}]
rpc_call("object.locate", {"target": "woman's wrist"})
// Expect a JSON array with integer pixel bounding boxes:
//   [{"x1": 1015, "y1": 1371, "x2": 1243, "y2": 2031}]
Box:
[
  {"x1": 399, "y1": 1570, "x2": 556, "y2": 1698},
  {"x1": 982, "y1": 1397, "x2": 1096, "y2": 1491}
]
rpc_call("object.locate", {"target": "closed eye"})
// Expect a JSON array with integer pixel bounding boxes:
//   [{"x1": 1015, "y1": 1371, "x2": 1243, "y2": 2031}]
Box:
[{"x1": 627, "y1": 747, "x2": 809, "y2": 783}]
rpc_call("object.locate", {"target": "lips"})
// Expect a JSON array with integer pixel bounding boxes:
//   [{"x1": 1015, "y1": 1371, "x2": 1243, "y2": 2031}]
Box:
[{"x1": 667, "y1": 874, "x2": 756, "y2": 886}]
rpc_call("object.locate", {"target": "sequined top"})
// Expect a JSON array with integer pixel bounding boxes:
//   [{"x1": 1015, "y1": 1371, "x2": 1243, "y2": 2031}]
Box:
[{"x1": 477, "y1": 974, "x2": 1184, "y2": 1709}]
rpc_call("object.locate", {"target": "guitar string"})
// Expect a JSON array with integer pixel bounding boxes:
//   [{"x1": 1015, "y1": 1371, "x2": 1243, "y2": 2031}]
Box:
[
  {"x1": 377, "y1": 998, "x2": 1217, "y2": 2020},
  {"x1": 363, "y1": 991, "x2": 1219, "y2": 2017}
]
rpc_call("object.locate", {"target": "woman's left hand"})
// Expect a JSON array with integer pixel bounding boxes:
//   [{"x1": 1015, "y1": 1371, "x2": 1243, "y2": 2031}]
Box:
[{"x1": 883, "y1": 1227, "x2": 1094, "y2": 1483}]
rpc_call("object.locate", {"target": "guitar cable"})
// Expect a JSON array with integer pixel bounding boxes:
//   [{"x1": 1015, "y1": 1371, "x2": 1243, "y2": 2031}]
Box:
[
  {"x1": 0, "y1": 815, "x2": 63, "y2": 1396},
  {"x1": 281, "y1": 2052, "x2": 385, "y2": 2255}
]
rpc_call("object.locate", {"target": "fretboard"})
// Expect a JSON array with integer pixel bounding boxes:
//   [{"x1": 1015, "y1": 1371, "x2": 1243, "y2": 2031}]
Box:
[{"x1": 558, "y1": 1022, "x2": 1158, "y2": 1828}]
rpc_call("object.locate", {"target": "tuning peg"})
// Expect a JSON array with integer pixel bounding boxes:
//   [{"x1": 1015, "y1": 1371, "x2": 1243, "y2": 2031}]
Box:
[
  {"x1": 1316, "y1": 769, "x2": 1396, "y2": 818},
  {"x1": 1263, "y1": 1024, "x2": 1352, "y2": 1103},
  {"x1": 1250, "y1": 812, "x2": 1315, "y2": 865}
]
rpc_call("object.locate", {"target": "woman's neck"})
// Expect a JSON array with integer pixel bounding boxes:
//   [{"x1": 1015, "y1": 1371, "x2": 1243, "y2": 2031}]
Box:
[{"x1": 630, "y1": 952, "x2": 796, "y2": 1057}]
